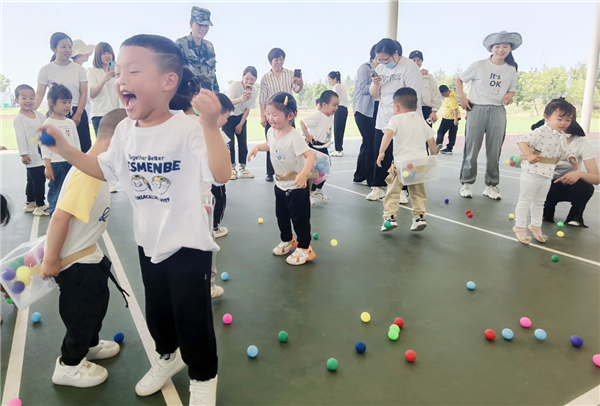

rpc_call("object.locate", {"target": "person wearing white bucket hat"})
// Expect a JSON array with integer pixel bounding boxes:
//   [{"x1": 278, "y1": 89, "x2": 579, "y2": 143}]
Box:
[
  {"x1": 71, "y1": 39, "x2": 96, "y2": 66},
  {"x1": 456, "y1": 31, "x2": 522, "y2": 201}
]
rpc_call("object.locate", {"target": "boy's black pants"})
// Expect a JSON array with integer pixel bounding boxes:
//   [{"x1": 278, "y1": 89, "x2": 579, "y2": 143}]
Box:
[{"x1": 275, "y1": 186, "x2": 311, "y2": 249}]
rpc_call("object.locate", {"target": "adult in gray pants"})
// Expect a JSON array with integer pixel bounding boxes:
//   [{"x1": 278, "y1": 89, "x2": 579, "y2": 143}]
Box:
[{"x1": 456, "y1": 31, "x2": 522, "y2": 200}]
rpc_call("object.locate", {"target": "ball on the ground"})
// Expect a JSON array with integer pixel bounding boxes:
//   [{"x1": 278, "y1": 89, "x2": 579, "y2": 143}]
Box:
[
  {"x1": 534, "y1": 329, "x2": 547, "y2": 340},
  {"x1": 466, "y1": 281, "x2": 476, "y2": 290},
  {"x1": 40, "y1": 130, "x2": 56, "y2": 146},
  {"x1": 402, "y1": 171, "x2": 410, "y2": 178},
  {"x1": 551, "y1": 255, "x2": 560, "y2": 263},
  {"x1": 484, "y1": 329, "x2": 496, "y2": 340},
  {"x1": 557, "y1": 231, "x2": 564, "y2": 237},
  {"x1": 16, "y1": 266, "x2": 31, "y2": 286},
  {"x1": 2, "y1": 268, "x2": 16, "y2": 281},
  {"x1": 520, "y1": 317, "x2": 532, "y2": 328},
  {"x1": 570, "y1": 335, "x2": 583, "y2": 347},
  {"x1": 223, "y1": 313, "x2": 232, "y2": 324},
  {"x1": 355, "y1": 341, "x2": 367, "y2": 353},
  {"x1": 7, "y1": 298, "x2": 14, "y2": 305},
  {"x1": 360, "y1": 312, "x2": 370, "y2": 323},
  {"x1": 502, "y1": 328, "x2": 514, "y2": 340},
  {"x1": 593, "y1": 354, "x2": 600, "y2": 367},
  {"x1": 467, "y1": 213, "x2": 474, "y2": 218},
  {"x1": 278, "y1": 331, "x2": 289, "y2": 342},
  {"x1": 221, "y1": 272, "x2": 229, "y2": 281},
  {"x1": 394, "y1": 317, "x2": 404, "y2": 328},
  {"x1": 388, "y1": 330, "x2": 399, "y2": 341},
  {"x1": 405, "y1": 350, "x2": 417, "y2": 362},
  {"x1": 331, "y1": 239, "x2": 338, "y2": 246},
  {"x1": 509, "y1": 213, "x2": 515, "y2": 219},
  {"x1": 557, "y1": 221, "x2": 564, "y2": 227},
  {"x1": 247, "y1": 345, "x2": 258, "y2": 358},
  {"x1": 31, "y1": 312, "x2": 41, "y2": 323},
  {"x1": 444, "y1": 198, "x2": 449, "y2": 204},
  {"x1": 258, "y1": 218, "x2": 263, "y2": 224},
  {"x1": 466, "y1": 210, "x2": 472, "y2": 214},
  {"x1": 384, "y1": 221, "x2": 391, "y2": 229},
  {"x1": 312, "y1": 233, "x2": 319, "y2": 239},
  {"x1": 389, "y1": 324, "x2": 400, "y2": 333},
  {"x1": 327, "y1": 358, "x2": 338, "y2": 371},
  {"x1": 6, "y1": 398, "x2": 21, "y2": 406},
  {"x1": 114, "y1": 332, "x2": 125, "y2": 343},
  {"x1": 12, "y1": 281, "x2": 25, "y2": 294}
]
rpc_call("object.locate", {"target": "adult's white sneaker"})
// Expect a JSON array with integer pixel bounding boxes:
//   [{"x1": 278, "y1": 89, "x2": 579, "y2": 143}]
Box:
[
  {"x1": 135, "y1": 352, "x2": 186, "y2": 396},
  {"x1": 366, "y1": 187, "x2": 386, "y2": 201},
  {"x1": 483, "y1": 185, "x2": 502, "y2": 200},
  {"x1": 189, "y1": 376, "x2": 218, "y2": 406},
  {"x1": 459, "y1": 184, "x2": 473, "y2": 198}
]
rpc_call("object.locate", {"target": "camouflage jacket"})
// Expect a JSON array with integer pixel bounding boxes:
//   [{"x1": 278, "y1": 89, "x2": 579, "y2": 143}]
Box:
[{"x1": 175, "y1": 34, "x2": 220, "y2": 93}]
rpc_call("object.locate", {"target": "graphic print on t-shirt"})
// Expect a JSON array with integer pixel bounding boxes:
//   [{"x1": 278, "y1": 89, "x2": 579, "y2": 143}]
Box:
[
  {"x1": 151, "y1": 176, "x2": 171, "y2": 195},
  {"x1": 132, "y1": 175, "x2": 151, "y2": 192},
  {"x1": 489, "y1": 73, "x2": 502, "y2": 95},
  {"x1": 273, "y1": 147, "x2": 286, "y2": 161},
  {"x1": 127, "y1": 153, "x2": 181, "y2": 203},
  {"x1": 326, "y1": 127, "x2": 332, "y2": 143}
]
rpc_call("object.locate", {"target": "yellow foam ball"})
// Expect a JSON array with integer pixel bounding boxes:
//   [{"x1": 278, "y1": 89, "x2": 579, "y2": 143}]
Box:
[
  {"x1": 402, "y1": 171, "x2": 410, "y2": 178},
  {"x1": 557, "y1": 231, "x2": 564, "y2": 237},
  {"x1": 258, "y1": 218, "x2": 264, "y2": 224},
  {"x1": 361, "y1": 312, "x2": 371, "y2": 323},
  {"x1": 504, "y1": 159, "x2": 511, "y2": 166},
  {"x1": 330, "y1": 239, "x2": 338, "y2": 246},
  {"x1": 509, "y1": 213, "x2": 515, "y2": 219},
  {"x1": 16, "y1": 266, "x2": 32, "y2": 286}
]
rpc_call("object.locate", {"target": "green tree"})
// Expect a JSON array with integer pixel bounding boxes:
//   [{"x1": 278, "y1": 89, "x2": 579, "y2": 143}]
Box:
[
  {"x1": 0, "y1": 74, "x2": 10, "y2": 92},
  {"x1": 538, "y1": 67, "x2": 567, "y2": 104}
]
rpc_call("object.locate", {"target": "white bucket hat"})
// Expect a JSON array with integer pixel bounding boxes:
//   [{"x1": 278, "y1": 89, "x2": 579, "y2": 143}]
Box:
[
  {"x1": 483, "y1": 31, "x2": 522, "y2": 52},
  {"x1": 72, "y1": 39, "x2": 96, "y2": 57}
]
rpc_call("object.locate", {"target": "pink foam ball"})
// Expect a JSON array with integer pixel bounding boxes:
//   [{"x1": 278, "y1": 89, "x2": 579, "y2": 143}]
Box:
[
  {"x1": 406, "y1": 163, "x2": 413, "y2": 169},
  {"x1": 593, "y1": 354, "x2": 600, "y2": 367},
  {"x1": 223, "y1": 313, "x2": 232, "y2": 325},
  {"x1": 520, "y1": 317, "x2": 532, "y2": 328},
  {"x1": 24, "y1": 253, "x2": 38, "y2": 267},
  {"x1": 7, "y1": 399, "x2": 21, "y2": 406}
]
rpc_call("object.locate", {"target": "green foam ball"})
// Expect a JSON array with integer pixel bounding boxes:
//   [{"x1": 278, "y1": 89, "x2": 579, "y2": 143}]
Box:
[
  {"x1": 388, "y1": 330, "x2": 399, "y2": 340},
  {"x1": 326, "y1": 358, "x2": 338, "y2": 371},
  {"x1": 312, "y1": 233, "x2": 319, "y2": 240},
  {"x1": 389, "y1": 324, "x2": 400, "y2": 333},
  {"x1": 557, "y1": 222, "x2": 564, "y2": 227},
  {"x1": 551, "y1": 255, "x2": 560, "y2": 263},
  {"x1": 384, "y1": 221, "x2": 391, "y2": 229},
  {"x1": 278, "y1": 331, "x2": 289, "y2": 342}
]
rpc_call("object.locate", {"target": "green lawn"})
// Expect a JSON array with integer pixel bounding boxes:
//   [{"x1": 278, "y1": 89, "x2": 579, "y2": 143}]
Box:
[{"x1": 1, "y1": 107, "x2": 598, "y2": 150}]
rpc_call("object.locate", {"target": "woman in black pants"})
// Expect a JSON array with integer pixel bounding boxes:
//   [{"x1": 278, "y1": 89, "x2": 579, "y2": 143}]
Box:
[{"x1": 328, "y1": 71, "x2": 349, "y2": 157}]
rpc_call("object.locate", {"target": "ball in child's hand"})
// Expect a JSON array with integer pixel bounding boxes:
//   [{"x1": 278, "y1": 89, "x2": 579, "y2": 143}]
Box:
[
  {"x1": 31, "y1": 312, "x2": 41, "y2": 323},
  {"x1": 114, "y1": 332, "x2": 125, "y2": 343},
  {"x1": 40, "y1": 131, "x2": 56, "y2": 146},
  {"x1": 221, "y1": 272, "x2": 229, "y2": 281},
  {"x1": 258, "y1": 218, "x2": 263, "y2": 224}
]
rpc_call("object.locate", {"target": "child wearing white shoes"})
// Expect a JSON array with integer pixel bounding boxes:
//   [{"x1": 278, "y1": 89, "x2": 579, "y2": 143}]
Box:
[{"x1": 39, "y1": 109, "x2": 128, "y2": 388}]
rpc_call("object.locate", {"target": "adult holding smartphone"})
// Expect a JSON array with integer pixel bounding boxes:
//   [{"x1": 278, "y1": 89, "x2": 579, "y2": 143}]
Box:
[
  {"x1": 327, "y1": 71, "x2": 349, "y2": 157},
  {"x1": 88, "y1": 42, "x2": 120, "y2": 135},
  {"x1": 456, "y1": 31, "x2": 522, "y2": 200},
  {"x1": 34, "y1": 32, "x2": 91, "y2": 152},
  {"x1": 258, "y1": 48, "x2": 303, "y2": 181}
]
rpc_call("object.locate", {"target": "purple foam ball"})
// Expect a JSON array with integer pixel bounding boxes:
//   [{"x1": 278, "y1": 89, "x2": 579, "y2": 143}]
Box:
[
  {"x1": 2, "y1": 268, "x2": 16, "y2": 281},
  {"x1": 570, "y1": 335, "x2": 583, "y2": 348},
  {"x1": 37, "y1": 246, "x2": 45, "y2": 260},
  {"x1": 12, "y1": 281, "x2": 25, "y2": 294}
]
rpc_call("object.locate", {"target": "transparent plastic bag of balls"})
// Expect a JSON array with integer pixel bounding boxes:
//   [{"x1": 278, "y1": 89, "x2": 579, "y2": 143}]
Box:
[
  {"x1": 398, "y1": 155, "x2": 440, "y2": 186},
  {"x1": 312, "y1": 150, "x2": 331, "y2": 185},
  {"x1": 0, "y1": 235, "x2": 57, "y2": 309}
]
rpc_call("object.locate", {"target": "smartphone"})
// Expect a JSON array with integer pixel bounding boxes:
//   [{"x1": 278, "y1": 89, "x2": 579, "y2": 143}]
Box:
[
  {"x1": 369, "y1": 69, "x2": 378, "y2": 77},
  {"x1": 108, "y1": 61, "x2": 116, "y2": 72},
  {"x1": 293, "y1": 69, "x2": 301, "y2": 78}
]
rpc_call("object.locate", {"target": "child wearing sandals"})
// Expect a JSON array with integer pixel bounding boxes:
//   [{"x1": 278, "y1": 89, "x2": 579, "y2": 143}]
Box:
[
  {"x1": 513, "y1": 98, "x2": 579, "y2": 245},
  {"x1": 248, "y1": 92, "x2": 316, "y2": 265}
]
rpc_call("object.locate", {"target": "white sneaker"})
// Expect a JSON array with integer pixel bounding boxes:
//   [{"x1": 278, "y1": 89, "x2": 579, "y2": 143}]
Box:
[
  {"x1": 286, "y1": 246, "x2": 316, "y2": 265},
  {"x1": 330, "y1": 151, "x2": 344, "y2": 157},
  {"x1": 310, "y1": 196, "x2": 315, "y2": 206},
  {"x1": 273, "y1": 240, "x2": 297, "y2": 256},
  {"x1": 440, "y1": 149, "x2": 453, "y2": 155},
  {"x1": 23, "y1": 202, "x2": 36, "y2": 213},
  {"x1": 135, "y1": 352, "x2": 186, "y2": 397},
  {"x1": 353, "y1": 180, "x2": 368, "y2": 186},
  {"x1": 366, "y1": 187, "x2": 386, "y2": 201},
  {"x1": 238, "y1": 168, "x2": 254, "y2": 179},
  {"x1": 483, "y1": 185, "x2": 502, "y2": 200},
  {"x1": 52, "y1": 357, "x2": 108, "y2": 388},
  {"x1": 459, "y1": 184, "x2": 473, "y2": 198},
  {"x1": 567, "y1": 220, "x2": 581, "y2": 227},
  {"x1": 189, "y1": 376, "x2": 218, "y2": 406},
  {"x1": 312, "y1": 189, "x2": 329, "y2": 202},
  {"x1": 230, "y1": 169, "x2": 237, "y2": 180},
  {"x1": 33, "y1": 205, "x2": 49, "y2": 217},
  {"x1": 213, "y1": 226, "x2": 228, "y2": 238},
  {"x1": 109, "y1": 183, "x2": 118, "y2": 193},
  {"x1": 410, "y1": 215, "x2": 427, "y2": 231},
  {"x1": 381, "y1": 217, "x2": 398, "y2": 232},
  {"x1": 399, "y1": 190, "x2": 409, "y2": 204},
  {"x1": 436, "y1": 144, "x2": 443, "y2": 154},
  {"x1": 86, "y1": 340, "x2": 120, "y2": 361},
  {"x1": 211, "y1": 285, "x2": 224, "y2": 299}
]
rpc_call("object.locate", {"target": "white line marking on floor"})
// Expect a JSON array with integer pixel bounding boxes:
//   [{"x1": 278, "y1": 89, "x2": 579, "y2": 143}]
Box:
[
  {"x1": 1, "y1": 216, "x2": 39, "y2": 406},
  {"x1": 326, "y1": 183, "x2": 600, "y2": 267},
  {"x1": 565, "y1": 384, "x2": 600, "y2": 405},
  {"x1": 102, "y1": 232, "x2": 183, "y2": 406}
]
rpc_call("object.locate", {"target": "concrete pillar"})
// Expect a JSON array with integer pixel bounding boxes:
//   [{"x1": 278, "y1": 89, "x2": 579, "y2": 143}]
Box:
[
  {"x1": 581, "y1": 0, "x2": 600, "y2": 133},
  {"x1": 385, "y1": 0, "x2": 399, "y2": 40}
]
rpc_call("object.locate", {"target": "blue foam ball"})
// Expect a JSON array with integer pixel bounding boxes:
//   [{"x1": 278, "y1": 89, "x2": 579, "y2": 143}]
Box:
[
  {"x1": 12, "y1": 281, "x2": 25, "y2": 294},
  {"x1": 40, "y1": 131, "x2": 56, "y2": 146},
  {"x1": 221, "y1": 272, "x2": 229, "y2": 281},
  {"x1": 2, "y1": 268, "x2": 16, "y2": 281},
  {"x1": 114, "y1": 332, "x2": 125, "y2": 343},
  {"x1": 466, "y1": 281, "x2": 476, "y2": 290},
  {"x1": 444, "y1": 199, "x2": 449, "y2": 204},
  {"x1": 534, "y1": 329, "x2": 547, "y2": 340},
  {"x1": 247, "y1": 345, "x2": 258, "y2": 358},
  {"x1": 570, "y1": 335, "x2": 583, "y2": 347},
  {"x1": 31, "y1": 312, "x2": 42, "y2": 323},
  {"x1": 407, "y1": 172, "x2": 414, "y2": 178},
  {"x1": 502, "y1": 328, "x2": 514, "y2": 340},
  {"x1": 355, "y1": 341, "x2": 367, "y2": 353}
]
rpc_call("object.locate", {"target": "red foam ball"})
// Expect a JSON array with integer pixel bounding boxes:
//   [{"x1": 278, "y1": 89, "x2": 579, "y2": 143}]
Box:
[
  {"x1": 509, "y1": 160, "x2": 516, "y2": 167},
  {"x1": 466, "y1": 210, "x2": 472, "y2": 214},
  {"x1": 484, "y1": 329, "x2": 496, "y2": 340},
  {"x1": 394, "y1": 317, "x2": 404, "y2": 328},
  {"x1": 405, "y1": 350, "x2": 417, "y2": 362},
  {"x1": 467, "y1": 213, "x2": 474, "y2": 218}
]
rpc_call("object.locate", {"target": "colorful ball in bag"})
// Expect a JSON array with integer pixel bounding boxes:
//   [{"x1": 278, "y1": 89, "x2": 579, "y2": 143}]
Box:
[
  {"x1": 316, "y1": 164, "x2": 324, "y2": 171},
  {"x1": 37, "y1": 245, "x2": 45, "y2": 260},
  {"x1": 512, "y1": 156, "x2": 519, "y2": 163},
  {"x1": 516, "y1": 161, "x2": 521, "y2": 168},
  {"x1": 24, "y1": 253, "x2": 38, "y2": 268},
  {"x1": 407, "y1": 172, "x2": 414, "y2": 178},
  {"x1": 9, "y1": 258, "x2": 25, "y2": 270},
  {"x1": 509, "y1": 160, "x2": 516, "y2": 167},
  {"x1": 504, "y1": 159, "x2": 511, "y2": 165},
  {"x1": 318, "y1": 170, "x2": 325, "y2": 178},
  {"x1": 406, "y1": 163, "x2": 413, "y2": 169},
  {"x1": 12, "y1": 281, "x2": 25, "y2": 294},
  {"x1": 402, "y1": 171, "x2": 409, "y2": 178},
  {"x1": 16, "y1": 266, "x2": 31, "y2": 286},
  {"x1": 2, "y1": 268, "x2": 16, "y2": 281}
]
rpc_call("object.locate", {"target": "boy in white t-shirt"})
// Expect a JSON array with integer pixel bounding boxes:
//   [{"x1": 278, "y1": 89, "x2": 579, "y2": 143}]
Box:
[
  {"x1": 300, "y1": 90, "x2": 338, "y2": 202},
  {"x1": 39, "y1": 34, "x2": 231, "y2": 406},
  {"x1": 377, "y1": 88, "x2": 437, "y2": 232},
  {"x1": 39, "y1": 109, "x2": 128, "y2": 388},
  {"x1": 13, "y1": 84, "x2": 48, "y2": 216}
]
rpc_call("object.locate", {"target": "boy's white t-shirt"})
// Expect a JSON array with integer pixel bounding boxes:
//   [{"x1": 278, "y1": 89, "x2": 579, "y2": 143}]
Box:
[
  {"x1": 40, "y1": 117, "x2": 80, "y2": 162},
  {"x1": 554, "y1": 136, "x2": 596, "y2": 178},
  {"x1": 37, "y1": 62, "x2": 88, "y2": 107},
  {"x1": 87, "y1": 67, "x2": 122, "y2": 118},
  {"x1": 267, "y1": 127, "x2": 310, "y2": 191},
  {"x1": 14, "y1": 111, "x2": 46, "y2": 168},
  {"x1": 372, "y1": 57, "x2": 423, "y2": 130},
  {"x1": 332, "y1": 83, "x2": 350, "y2": 107},
  {"x1": 97, "y1": 111, "x2": 219, "y2": 263},
  {"x1": 383, "y1": 111, "x2": 436, "y2": 164},
  {"x1": 519, "y1": 124, "x2": 573, "y2": 179},
  {"x1": 459, "y1": 59, "x2": 518, "y2": 106},
  {"x1": 227, "y1": 81, "x2": 257, "y2": 117},
  {"x1": 302, "y1": 111, "x2": 334, "y2": 147},
  {"x1": 53, "y1": 166, "x2": 111, "y2": 270}
]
